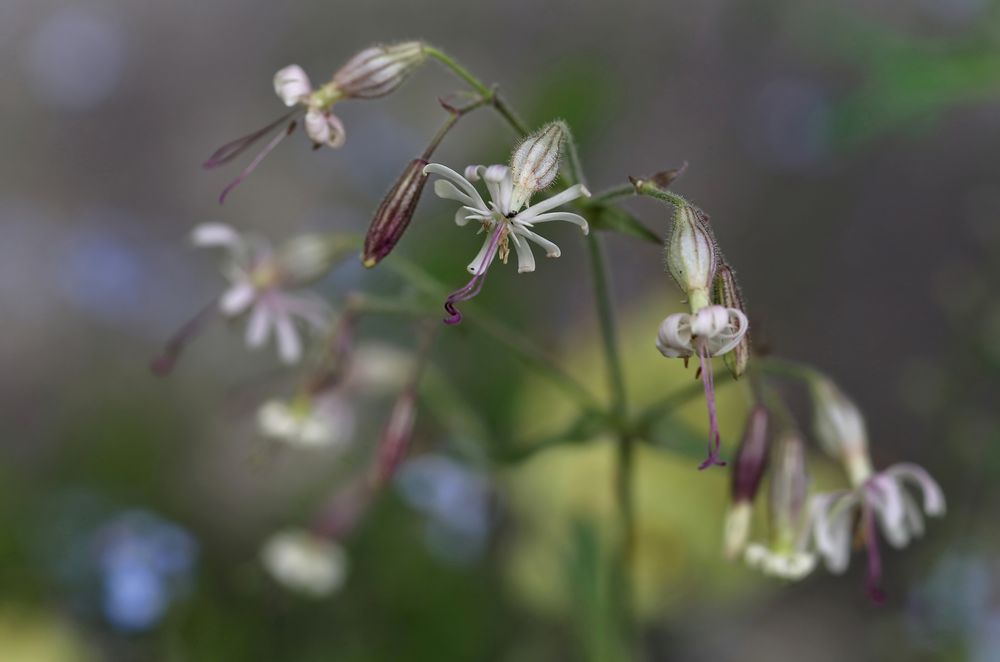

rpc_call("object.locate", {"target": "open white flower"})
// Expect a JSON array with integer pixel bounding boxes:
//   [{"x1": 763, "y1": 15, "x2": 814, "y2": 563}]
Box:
[
  {"x1": 260, "y1": 529, "x2": 347, "y2": 598},
  {"x1": 192, "y1": 223, "x2": 330, "y2": 363},
  {"x1": 811, "y1": 463, "x2": 945, "y2": 600},
  {"x1": 423, "y1": 162, "x2": 590, "y2": 324}
]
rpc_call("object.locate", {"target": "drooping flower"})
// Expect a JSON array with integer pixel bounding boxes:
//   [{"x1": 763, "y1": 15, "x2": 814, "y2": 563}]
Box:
[
  {"x1": 260, "y1": 528, "x2": 348, "y2": 598},
  {"x1": 743, "y1": 433, "x2": 818, "y2": 580},
  {"x1": 656, "y1": 304, "x2": 749, "y2": 468},
  {"x1": 204, "y1": 42, "x2": 425, "y2": 203},
  {"x1": 811, "y1": 463, "x2": 946, "y2": 602},
  {"x1": 422, "y1": 162, "x2": 590, "y2": 324},
  {"x1": 808, "y1": 378, "x2": 945, "y2": 601},
  {"x1": 191, "y1": 223, "x2": 333, "y2": 364},
  {"x1": 723, "y1": 406, "x2": 771, "y2": 560}
]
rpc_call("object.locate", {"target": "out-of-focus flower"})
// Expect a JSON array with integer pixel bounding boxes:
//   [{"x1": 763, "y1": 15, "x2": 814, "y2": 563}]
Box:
[
  {"x1": 260, "y1": 528, "x2": 348, "y2": 598},
  {"x1": 191, "y1": 223, "x2": 334, "y2": 364},
  {"x1": 256, "y1": 393, "x2": 355, "y2": 449},
  {"x1": 204, "y1": 42, "x2": 425, "y2": 203},
  {"x1": 423, "y1": 128, "x2": 590, "y2": 324},
  {"x1": 396, "y1": 455, "x2": 492, "y2": 564},
  {"x1": 95, "y1": 511, "x2": 198, "y2": 632},
  {"x1": 723, "y1": 406, "x2": 770, "y2": 560},
  {"x1": 655, "y1": 304, "x2": 749, "y2": 469},
  {"x1": 744, "y1": 434, "x2": 816, "y2": 580}
]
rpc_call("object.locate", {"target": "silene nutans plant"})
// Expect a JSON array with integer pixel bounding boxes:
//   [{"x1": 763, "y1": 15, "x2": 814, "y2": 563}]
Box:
[{"x1": 155, "y1": 39, "x2": 944, "y2": 627}]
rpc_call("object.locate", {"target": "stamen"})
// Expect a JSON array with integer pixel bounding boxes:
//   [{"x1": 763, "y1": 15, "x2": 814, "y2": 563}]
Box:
[
  {"x1": 443, "y1": 225, "x2": 503, "y2": 325},
  {"x1": 217, "y1": 120, "x2": 299, "y2": 204},
  {"x1": 150, "y1": 298, "x2": 220, "y2": 376},
  {"x1": 203, "y1": 110, "x2": 299, "y2": 168},
  {"x1": 863, "y1": 504, "x2": 887, "y2": 605},
  {"x1": 696, "y1": 342, "x2": 727, "y2": 470}
]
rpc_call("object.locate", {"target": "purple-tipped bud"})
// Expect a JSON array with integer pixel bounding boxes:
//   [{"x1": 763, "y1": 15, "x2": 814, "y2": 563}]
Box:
[
  {"x1": 372, "y1": 390, "x2": 418, "y2": 486},
  {"x1": 333, "y1": 41, "x2": 426, "y2": 100},
  {"x1": 665, "y1": 204, "x2": 719, "y2": 311},
  {"x1": 731, "y1": 405, "x2": 771, "y2": 503},
  {"x1": 713, "y1": 264, "x2": 750, "y2": 378},
  {"x1": 362, "y1": 158, "x2": 429, "y2": 267}
]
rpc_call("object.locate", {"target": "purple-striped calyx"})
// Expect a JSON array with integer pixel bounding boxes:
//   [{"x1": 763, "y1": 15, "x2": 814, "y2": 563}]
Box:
[{"x1": 362, "y1": 158, "x2": 429, "y2": 267}]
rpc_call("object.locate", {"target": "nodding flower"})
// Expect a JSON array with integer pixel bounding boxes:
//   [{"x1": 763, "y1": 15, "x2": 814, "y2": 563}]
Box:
[
  {"x1": 153, "y1": 224, "x2": 336, "y2": 373},
  {"x1": 809, "y1": 379, "x2": 945, "y2": 602},
  {"x1": 422, "y1": 158, "x2": 590, "y2": 325},
  {"x1": 204, "y1": 42, "x2": 425, "y2": 203},
  {"x1": 656, "y1": 304, "x2": 749, "y2": 469}
]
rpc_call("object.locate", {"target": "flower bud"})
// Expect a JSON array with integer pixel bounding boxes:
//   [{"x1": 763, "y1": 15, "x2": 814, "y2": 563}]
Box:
[
  {"x1": 362, "y1": 158, "x2": 429, "y2": 267},
  {"x1": 332, "y1": 41, "x2": 426, "y2": 100},
  {"x1": 810, "y1": 378, "x2": 872, "y2": 485},
  {"x1": 509, "y1": 122, "x2": 565, "y2": 212},
  {"x1": 713, "y1": 264, "x2": 750, "y2": 378},
  {"x1": 770, "y1": 433, "x2": 808, "y2": 548},
  {"x1": 664, "y1": 204, "x2": 718, "y2": 311},
  {"x1": 277, "y1": 233, "x2": 354, "y2": 285},
  {"x1": 723, "y1": 406, "x2": 771, "y2": 559}
]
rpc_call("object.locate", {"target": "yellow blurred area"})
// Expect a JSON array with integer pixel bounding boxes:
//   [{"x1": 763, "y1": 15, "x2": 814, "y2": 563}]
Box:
[
  {"x1": 0, "y1": 606, "x2": 96, "y2": 662},
  {"x1": 504, "y1": 291, "x2": 762, "y2": 620}
]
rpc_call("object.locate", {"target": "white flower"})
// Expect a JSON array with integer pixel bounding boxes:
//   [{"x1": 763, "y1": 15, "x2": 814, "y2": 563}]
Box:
[
  {"x1": 192, "y1": 223, "x2": 330, "y2": 363},
  {"x1": 273, "y1": 65, "x2": 346, "y2": 148},
  {"x1": 260, "y1": 529, "x2": 347, "y2": 598},
  {"x1": 655, "y1": 304, "x2": 748, "y2": 359},
  {"x1": 423, "y1": 161, "x2": 590, "y2": 324},
  {"x1": 745, "y1": 543, "x2": 817, "y2": 580},
  {"x1": 812, "y1": 463, "x2": 946, "y2": 573},
  {"x1": 256, "y1": 394, "x2": 354, "y2": 449}
]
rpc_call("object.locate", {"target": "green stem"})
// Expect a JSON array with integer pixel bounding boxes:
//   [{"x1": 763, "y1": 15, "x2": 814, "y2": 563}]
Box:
[
  {"x1": 585, "y1": 233, "x2": 636, "y2": 650},
  {"x1": 424, "y1": 45, "x2": 529, "y2": 137},
  {"x1": 590, "y1": 183, "x2": 635, "y2": 203},
  {"x1": 755, "y1": 357, "x2": 826, "y2": 386},
  {"x1": 631, "y1": 178, "x2": 689, "y2": 208}
]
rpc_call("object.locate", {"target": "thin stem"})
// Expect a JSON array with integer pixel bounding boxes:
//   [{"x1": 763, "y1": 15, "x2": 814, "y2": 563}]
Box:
[
  {"x1": 631, "y1": 177, "x2": 689, "y2": 208},
  {"x1": 590, "y1": 183, "x2": 635, "y2": 204},
  {"x1": 422, "y1": 95, "x2": 491, "y2": 160},
  {"x1": 424, "y1": 45, "x2": 529, "y2": 137},
  {"x1": 585, "y1": 232, "x2": 636, "y2": 650},
  {"x1": 755, "y1": 357, "x2": 826, "y2": 386}
]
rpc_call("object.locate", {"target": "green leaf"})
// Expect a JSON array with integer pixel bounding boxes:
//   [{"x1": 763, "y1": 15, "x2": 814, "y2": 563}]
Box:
[{"x1": 586, "y1": 204, "x2": 661, "y2": 244}]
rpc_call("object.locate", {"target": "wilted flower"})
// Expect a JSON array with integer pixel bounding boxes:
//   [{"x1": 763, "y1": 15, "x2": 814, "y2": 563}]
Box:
[
  {"x1": 260, "y1": 528, "x2": 348, "y2": 598},
  {"x1": 191, "y1": 223, "x2": 333, "y2": 363},
  {"x1": 811, "y1": 462, "x2": 945, "y2": 601},
  {"x1": 423, "y1": 151, "x2": 590, "y2": 324},
  {"x1": 655, "y1": 304, "x2": 749, "y2": 469},
  {"x1": 204, "y1": 42, "x2": 425, "y2": 202},
  {"x1": 744, "y1": 434, "x2": 817, "y2": 580},
  {"x1": 256, "y1": 393, "x2": 355, "y2": 449}
]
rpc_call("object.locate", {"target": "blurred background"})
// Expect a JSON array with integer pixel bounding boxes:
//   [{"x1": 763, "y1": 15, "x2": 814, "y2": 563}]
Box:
[{"x1": 2, "y1": 0, "x2": 999, "y2": 659}]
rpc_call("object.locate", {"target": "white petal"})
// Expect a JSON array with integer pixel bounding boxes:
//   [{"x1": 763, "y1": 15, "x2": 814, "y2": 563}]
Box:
[
  {"x1": 433, "y1": 179, "x2": 482, "y2": 210},
  {"x1": 245, "y1": 303, "x2": 272, "y2": 348},
  {"x1": 191, "y1": 222, "x2": 241, "y2": 248},
  {"x1": 516, "y1": 184, "x2": 590, "y2": 222},
  {"x1": 466, "y1": 232, "x2": 498, "y2": 275},
  {"x1": 513, "y1": 226, "x2": 560, "y2": 258},
  {"x1": 219, "y1": 282, "x2": 256, "y2": 316},
  {"x1": 510, "y1": 232, "x2": 536, "y2": 274},
  {"x1": 519, "y1": 211, "x2": 589, "y2": 234},
  {"x1": 810, "y1": 492, "x2": 856, "y2": 573},
  {"x1": 706, "y1": 308, "x2": 750, "y2": 357},
  {"x1": 867, "y1": 476, "x2": 910, "y2": 548},
  {"x1": 304, "y1": 110, "x2": 345, "y2": 148},
  {"x1": 274, "y1": 65, "x2": 312, "y2": 106},
  {"x1": 424, "y1": 163, "x2": 488, "y2": 211},
  {"x1": 274, "y1": 312, "x2": 302, "y2": 364},
  {"x1": 656, "y1": 313, "x2": 693, "y2": 358},
  {"x1": 257, "y1": 400, "x2": 298, "y2": 439},
  {"x1": 885, "y1": 463, "x2": 946, "y2": 517}
]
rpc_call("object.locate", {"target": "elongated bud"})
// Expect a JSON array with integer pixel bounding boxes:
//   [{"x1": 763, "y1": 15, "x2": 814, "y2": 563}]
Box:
[
  {"x1": 665, "y1": 203, "x2": 718, "y2": 311},
  {"x1": 277, "y1": 233, "x2": 354, "y2": 285},
  {"x1": 810, "y1": 378, "x2": 872, "y2": 485},
  {"x1": 362, "y1": 158, "x2": 429, "y2": 267},
  {"x1": 770, "y1": 433, "x2": 808, "y2": 549},
  {"x1": 723, "y1": 406, "x2": 771, "y2": 559},
  {"x1": 713, "y1": 264, "x2": 750, "y2": 378},
  {"x1": 372, "y1": 390, "x2": 418, "y2": 487},
  {"x1": 332, "y1": 41, "x2": 426, "y2": 99},
  {"x1": 509, "y1": 121, "x2": 564, "y2": 212}
]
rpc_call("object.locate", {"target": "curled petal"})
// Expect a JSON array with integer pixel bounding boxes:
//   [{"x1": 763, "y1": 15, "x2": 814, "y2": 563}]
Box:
[
  {"x1": 513, "y1": 226, "x2": 560, "y2": 258},
  {"x1": 656, "y1": 313, "x2": 693, "y2": 358},
  {"x1": 510, "y1": 232, "x2": 536, "y2": 274},
  {"x1": 885, "y1": 463, "x2": 946, "y2": 517},
  {"x1": 691, "y1": 305, "x2": 731, "y2": 338},
  {"x1": 866, "y1": 475, "x2": 910, "y2": 548},
  {"x1": 274, "y1": 65, "x2": 313, "y2": 106},
  {"x1": 304, "y1": 109, "x2": 346, "y2": 148}
]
